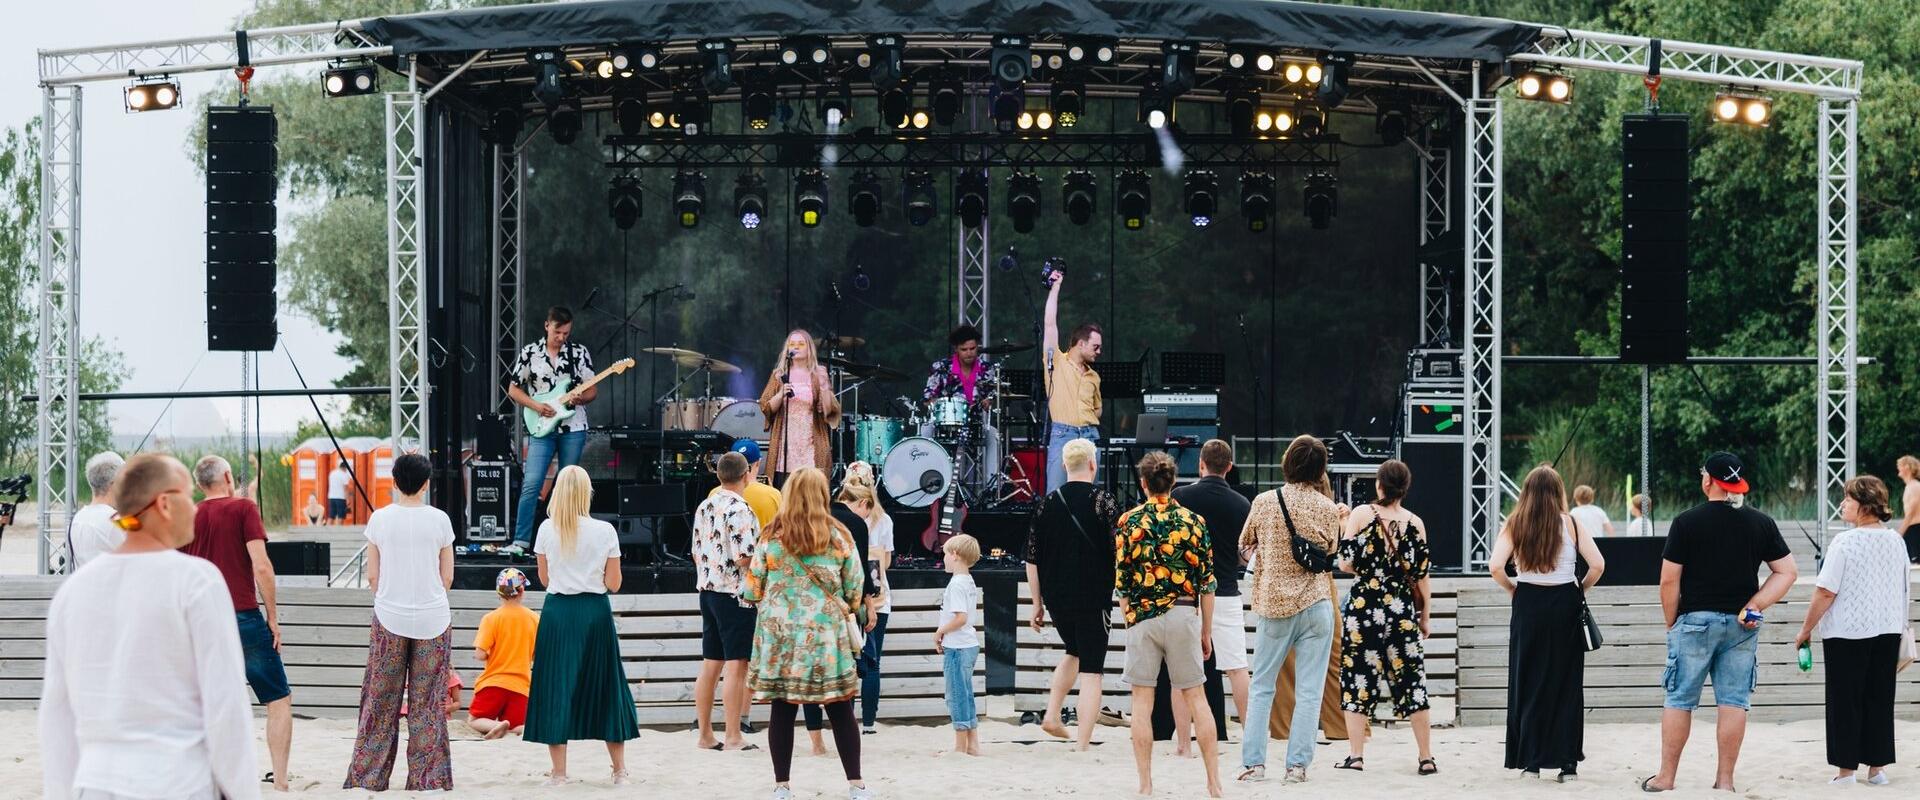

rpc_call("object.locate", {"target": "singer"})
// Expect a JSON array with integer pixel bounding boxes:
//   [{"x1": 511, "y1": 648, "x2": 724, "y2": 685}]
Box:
[{"x1": 758, "y1": 329, "x2": 842, "y2": 483}]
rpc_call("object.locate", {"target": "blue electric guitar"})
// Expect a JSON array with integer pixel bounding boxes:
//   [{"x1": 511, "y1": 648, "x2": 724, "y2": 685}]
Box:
[{"x1": 523, "y1": 357, "x2": 635, "y2": 438}]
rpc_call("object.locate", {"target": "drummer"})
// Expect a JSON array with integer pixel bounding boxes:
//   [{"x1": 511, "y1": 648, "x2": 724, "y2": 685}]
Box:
[{"x1": 922, "y1": 324, "x2": 1001, "y2": 411}]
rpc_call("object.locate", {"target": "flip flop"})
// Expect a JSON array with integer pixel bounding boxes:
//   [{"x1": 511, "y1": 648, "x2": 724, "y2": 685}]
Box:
[
  {"x1": 1418, "y1": 758, "x2": 1438, "y2": 776},
  {"x1": 704, "y1": 743, "x2": 724, "y2": 751},
  {"x1": 1640, "y1": 776, "x2": 1669, "y2": 792}
]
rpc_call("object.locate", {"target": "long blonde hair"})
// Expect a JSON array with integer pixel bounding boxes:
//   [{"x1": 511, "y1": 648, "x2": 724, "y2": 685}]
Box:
[
  {"x1": 549, "y1": 465, "x2": 593, "y2": 556},
  {"x1": 1506, "y1": 465, "x2": 1568, "y2": 574},
  {"x1": 770, "y1": 467, "x2": 848, "y2": 557},
  {"x1": 777, "y1": 328, "x2": 815, "y2": 376}
]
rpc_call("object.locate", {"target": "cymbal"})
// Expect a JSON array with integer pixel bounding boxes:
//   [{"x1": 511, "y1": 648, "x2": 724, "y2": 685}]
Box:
[
  {"x1": 823, "y1": 356, "x2": 906, "y2": 381},
  {"x1": 998, "y1": 391, "x2": 1032, "y2": 400},
  {"x1": 980, "y1": 341, "x2": 1035, "y2": 356},
  {"x1": 816, "y1": 334, "x2": 867, "y2": 350},
  {"x1": 642, "y1": 346, "x2": 708, "y2": 359},
  {"x1": 642, "y1": 347, "x2": 739, "y2": 373}
]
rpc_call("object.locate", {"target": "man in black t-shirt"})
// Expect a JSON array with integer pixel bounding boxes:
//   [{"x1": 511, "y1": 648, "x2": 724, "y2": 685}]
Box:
[
  {"x1": 1642, "y1": 452, "x2": 1797, "y2": 793},
  {"x1": 1024, "y1": 437, "x2": 1120, "y2": 750},
  {"x1": 1169, "y1": 440, "x2": 1252, "y2": 744}
]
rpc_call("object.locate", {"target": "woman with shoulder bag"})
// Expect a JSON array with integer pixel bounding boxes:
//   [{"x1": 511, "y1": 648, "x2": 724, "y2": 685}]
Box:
[
  {"x1": 1488, "y1": 465, "x2": 1605, "y2": 782},
  {"x1": 1334, "y1": 459, "x2": 1437, "y2": 775}
]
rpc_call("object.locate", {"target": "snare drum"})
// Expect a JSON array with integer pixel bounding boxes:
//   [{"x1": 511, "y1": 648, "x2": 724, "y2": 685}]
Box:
[
  {"x1": 881, "y1": 436, "x2": 953, "y2": 508},
  {"x1": 662, "y1": 397, "x2": 729, "y2": 430},
  {"x1": 711, "y1": 398, "x2": 769, "y2": 442},
  {"x1": 928, "y1": 396, "x2": 970, "y2": 431},
  {"x1": 852, "y1": 416, "x2": 904, "y2": 467}
]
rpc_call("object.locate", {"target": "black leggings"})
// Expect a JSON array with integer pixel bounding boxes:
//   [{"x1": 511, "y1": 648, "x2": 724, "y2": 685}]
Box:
[{"x1": 770, "y1": 699, "x2": 861, "y2": 783}]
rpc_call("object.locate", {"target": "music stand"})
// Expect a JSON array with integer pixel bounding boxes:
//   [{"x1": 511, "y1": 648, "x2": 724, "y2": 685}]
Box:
[
  {"x1": 1089, "y1": 361, "x2": 1144, "y2": 400},
  {"x1": 1160, "y1": 351, "x2": 1226, "y2": 389}
]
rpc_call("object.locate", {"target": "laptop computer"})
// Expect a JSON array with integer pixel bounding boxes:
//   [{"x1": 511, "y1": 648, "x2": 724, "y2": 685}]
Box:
[{"x1": 1133, "y1": 412, "x2": 1168, "y2": 446}]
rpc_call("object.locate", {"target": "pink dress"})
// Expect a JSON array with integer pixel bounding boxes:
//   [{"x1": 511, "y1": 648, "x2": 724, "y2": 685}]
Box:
[{"x1": 786, "y1": 376, "x2": 818, "y2": 470}]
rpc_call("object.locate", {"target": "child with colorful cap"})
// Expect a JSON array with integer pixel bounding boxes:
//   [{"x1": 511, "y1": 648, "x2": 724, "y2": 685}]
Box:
[{"x1": 468, "y1": 567, "x2": 540, "y2": 739}]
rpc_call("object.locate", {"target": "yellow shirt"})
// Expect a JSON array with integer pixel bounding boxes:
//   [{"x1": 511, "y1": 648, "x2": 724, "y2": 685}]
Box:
[
  {"x1": 1045, "y1": 349, "x2": 1102, "y2": 427},
  {"x1": 473, "y1": 603, "x2": 539, "y2": 696},
  {"x1": 713, "y1": 481, "x2": 781, "y2": 528}
]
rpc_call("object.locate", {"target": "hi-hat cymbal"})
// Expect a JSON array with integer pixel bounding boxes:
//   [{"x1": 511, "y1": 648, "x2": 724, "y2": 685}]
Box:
[
  {"x1": 980, "y1": 341, "x2": 1035, "y2": 356},
  {"x1": 817, "y1": 334, "x2": 867, "y2": 350}
]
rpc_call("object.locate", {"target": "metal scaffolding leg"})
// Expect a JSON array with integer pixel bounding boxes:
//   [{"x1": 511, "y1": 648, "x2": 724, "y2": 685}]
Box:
[
  {"x1": 489, "y1": 144, "x2": 524, "y2": 415},
  {"x1": 957, "y1": 217, "x2": 989, "y2": 343},
  {"x1": 1418, "y1": 146, "x2": 1453, "y2": 345},
  {"x1": 386, "y1": 85, "x2": 428, "y2": 454},
  {"x1": 36, "y1": 85, "x2": 81, "y2": 575},
  {"x1": 1816, "y1": 99, "x2": 1858, "y2": 542},
  {"x1": 1462, "y1": 94, "x2": 1503, "y2": 568}
]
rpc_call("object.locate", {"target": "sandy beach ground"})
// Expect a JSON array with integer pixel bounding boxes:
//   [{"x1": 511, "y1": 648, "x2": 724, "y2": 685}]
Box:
[{"x1": 4, "y1": 708, "x2": 1913, "y2": 799}]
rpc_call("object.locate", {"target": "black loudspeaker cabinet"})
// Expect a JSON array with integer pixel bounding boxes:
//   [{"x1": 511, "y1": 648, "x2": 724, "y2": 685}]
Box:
[
  {"x1": 206, "y1": 105, "x2": 279, "y2": 352},
  {"x1": 264, "y1": 540, "x2": 329, "y2": 576},
  {"x1": 1620, "y1": 113, "x2": 1690, "y2": 364},
  {"x1": 466, "y1": 459, "x2": 511, "y2": 541},
  {"x1": 1400, "y1": 440, "x2": 1465, "y2": 572}
]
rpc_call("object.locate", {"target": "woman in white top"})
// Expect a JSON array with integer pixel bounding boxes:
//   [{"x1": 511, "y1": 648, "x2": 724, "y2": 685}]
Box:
[
  {"x1": 837, "y1": 462, "x2": 895, "y2": 733},
  {"x1": 525, "y1": 465, "x2": 638, "y2": 786},
  {"x1": 1489, "y1": 465, "x2": 1605, "y2": 782},
  {"x1": 345, "y1": 453, "x2": 455, "y2": 791},
  {"x1": 1625, "y1": 494, "x2": 1654, "y2": 537},
  {"x1": 1794, "y1": 475, "x2": 1913, "y2": 785}
]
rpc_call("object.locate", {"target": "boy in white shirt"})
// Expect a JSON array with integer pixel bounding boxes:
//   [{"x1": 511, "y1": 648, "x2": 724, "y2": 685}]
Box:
[{"x1": 935, "y1": 534, "x2": 983, "y2": 756}]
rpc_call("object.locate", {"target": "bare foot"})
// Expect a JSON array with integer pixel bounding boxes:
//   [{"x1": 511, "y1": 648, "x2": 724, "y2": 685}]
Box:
[
  {"x1": 812, "y1": 746, "x2": 832, "y2": 757},
  {"x1": 1137, "y1": 781, "x2": 1153, "y2": 797},
  {"x1": 1040, "y1": 719, "x2": 1070, "y2": 739},
  {"x1": 695, "y1": 737, "x2": 721, "y2": 750},
  {"x1": 484, "y1": 721, "x2": 512, "y2": 740},
  {"x1": 1207, "y1": 779, "x2": 1224, "y2": 798},
  {"x1": 1712, "y1": 783, "x2": 1736, "y2": 792},
  {"x1": 722, "y1": 741, "x2": 753, "y2": 751}
]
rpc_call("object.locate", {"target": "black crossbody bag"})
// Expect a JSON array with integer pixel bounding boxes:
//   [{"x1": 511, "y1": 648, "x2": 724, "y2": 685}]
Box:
[{"x1": 1277, "y1": 489, "x2": 1336, "y2": 574}]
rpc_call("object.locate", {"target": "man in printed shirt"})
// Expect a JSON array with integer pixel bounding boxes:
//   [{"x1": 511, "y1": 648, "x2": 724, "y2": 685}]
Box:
[
  {"x1": 1115, "y1": 450, "x2": 1222, "y2": 798},
  {"x1": 691, "y1": 451, "x2": 761, "y2": 752},
  {"x1": 922, "y1": 324, "x2": 1002, "y2": 408}
]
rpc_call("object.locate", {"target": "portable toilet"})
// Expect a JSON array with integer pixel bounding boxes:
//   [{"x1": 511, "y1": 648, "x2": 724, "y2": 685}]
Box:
[
  {"x1": 343, "y1": 436, "x2": 385, "y2": 524},
  {"x1": 360, "y1": 438, "x2": 398, "y2": 513},
  {"x1": 285, "y1": 437, "x2": 334, "y2": 525}
]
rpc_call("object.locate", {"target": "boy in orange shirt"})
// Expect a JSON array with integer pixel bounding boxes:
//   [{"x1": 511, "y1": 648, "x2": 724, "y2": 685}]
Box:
[{"x1": 468, "y1": 567, "x2": 539, "y2": 739}]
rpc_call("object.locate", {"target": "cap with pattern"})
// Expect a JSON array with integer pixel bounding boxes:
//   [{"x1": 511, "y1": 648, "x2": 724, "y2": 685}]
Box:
[{"x1": 1703, "y1": 451, "x2": 1751, "y2": 494}]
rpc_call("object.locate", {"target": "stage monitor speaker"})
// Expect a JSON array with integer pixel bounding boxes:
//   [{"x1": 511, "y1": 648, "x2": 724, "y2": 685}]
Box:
[
  {"x1": 465, "y1": 459, "x2": 511, "y2": 541},
  {"x1": 1400, "y1": 440, "x2": 1465, "y2": 571},
  {"x1": 1620, "y1": 113, "x2": 1690, "y2": 365},
  {"x1": 264, "y1": 540, "x2": 329, "y2": 576},
  {"x1": 206, "y1": 105, "x2": 278, "y2": 353},
  {"x1": 619, "y1": 482, "x2": 691, "y2": 518}
]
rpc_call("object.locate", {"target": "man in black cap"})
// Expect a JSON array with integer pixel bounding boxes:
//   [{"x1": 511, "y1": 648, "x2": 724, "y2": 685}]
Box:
[{"x1": 1641, "y1": 451, "x2": 1797, "y2": 793}]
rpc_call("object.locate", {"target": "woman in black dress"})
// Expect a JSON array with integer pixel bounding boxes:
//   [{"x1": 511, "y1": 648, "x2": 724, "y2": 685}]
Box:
[
  {"x1": 1488, "y1": 465, "x2": 1605, "y2": 781},
  {"x1": 1334, "y1": 460, "x2": 1437, "y2": 775}
]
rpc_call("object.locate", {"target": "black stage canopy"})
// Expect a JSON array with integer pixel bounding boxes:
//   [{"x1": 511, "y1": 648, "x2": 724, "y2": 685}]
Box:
[{"x1": 363, "y1": 0, "x2": 1542, "y2": 64}]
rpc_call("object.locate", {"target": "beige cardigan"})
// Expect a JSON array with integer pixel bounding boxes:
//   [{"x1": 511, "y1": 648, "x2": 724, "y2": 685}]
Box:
[{"x1": 757, "y1": 366, "x2": 841, "y2": 474}]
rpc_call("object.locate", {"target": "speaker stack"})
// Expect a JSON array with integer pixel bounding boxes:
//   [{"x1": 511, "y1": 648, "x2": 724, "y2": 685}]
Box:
[
  {"x1": 206, "y1": 106, "x2": 279, "y2": 352},
  {"x1": 1620, "y1": 113, "x2": 1690, "y2": 364}
]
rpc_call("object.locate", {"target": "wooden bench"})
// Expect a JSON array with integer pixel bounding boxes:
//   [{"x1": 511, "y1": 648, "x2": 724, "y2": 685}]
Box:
[
  {"x1": 1455, "y1": 580, "x2": 1920, "y2": 726},
  {"x1": 1013, "y1": 578, "x2": 1463, "y2": 718},
  {"x1": 0, "y1": 579, "x2": 981, "y2": 726}
]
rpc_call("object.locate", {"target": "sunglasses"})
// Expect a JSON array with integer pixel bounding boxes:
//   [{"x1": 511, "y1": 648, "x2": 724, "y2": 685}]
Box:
[{"x1": 113, "y1": 488, "x2": 185, "y2": 531}]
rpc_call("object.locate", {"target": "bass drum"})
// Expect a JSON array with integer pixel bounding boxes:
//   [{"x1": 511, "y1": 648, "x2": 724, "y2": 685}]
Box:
[
  {"x1": 881, "y1": 436, "x2": 953, "y2": 508},
  {"x1": 711, "y1": 399, "x2": 769, "y2": 442}
]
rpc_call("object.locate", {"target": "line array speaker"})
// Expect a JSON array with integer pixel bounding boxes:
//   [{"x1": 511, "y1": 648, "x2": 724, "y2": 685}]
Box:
[
  {"x1": 206, "y1": 105, "x2": 279, "y2": 352},
  {"x1": 1620, "y1": 113, "x2": 1689, "y2": 364}
]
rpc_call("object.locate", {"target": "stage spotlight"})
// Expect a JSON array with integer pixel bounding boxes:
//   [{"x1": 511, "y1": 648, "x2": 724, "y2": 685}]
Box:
[
  {"x1": 1316, "y1": 53, "x2": 1352, "y2": 108},
  {"x1": 1183, "y1": 169, "x2": 1218, "y2": 228},
  {"x1": 1513, "y1": 70, "x2": 1574, "y2": 104},
  {"x1": 819, "y1": 81, "x2": 853, "y2": 128},
  {"x1": 1294, "y1": 101, "x2": 1325, "y2": 137},
  {"x1": 672, "y1": 169, "x2": 706, "y2": 229},
  {"x1": 547, "y1": 97, "x2": 583, "y2": 144},
  {"x1": 1255, "y1": 108, "x2": 1294, "y2": 135},
  {"x1": 1118, "y1": 169, "x2": 1151, "y2": 230},
  {"x1": 780, "y1": 37, "x2": 832, "y2": 67},
  {"x1": 608, "y1": 176, "x2": 642, "y2": 230},
  {"x1": 904, "y1": 169, "x2": 937, "y2": 226},
  {"x1": 909, "y1": 109, "x2": 931, "y2": 130},
  {"x1": 1376, "y1": 103, "x2": 1410, "y2": 145},
  {"x1": 955, "y1": 169, "x2": 989, "y2": 229},
  {"x1": 991, "y1": 35, "x2": 1031, "y2": 91},
  {"x1": 1161, "y1": 41, "x2": 1198, "y2": 97},
  {"x1": 614, "y1": 90, "x2": 649, "y2": 135},
  {"x1": 1226, "y1": 86, "x2": 1260, "y2": 135},
  {"x1": 672, "y1": 90, "x2": 710, "y2": 135},
  {"x1": 1281, "y1": 62, "x2": 1322, "y2": 87},
  {"x1": 795, "y1": 168, "x2": 829, "y2": 227},
  {"x1": 620, "y1": 44, "x2": 662, "y2": 72},
  {"x1": 931, "y1": 71, "x2": 964, "y2": 126},
  {"x1": 866, "y1": 35, "x2": 903, "y2": 87},
  {"x1": 528, "y1": 50, "x2": 567, "y2": 109},
  {"x1": 1065, "y1": 36, "x2": 1116, "y2": 65},
  {"x1": 850, "y1": 171, "x2": 884, "y2": 227},
  {"x1": 323, "y1": 61, "x2": 378, "y2": 97},
  {"x1": 993, "y1": 87, "x2": 1023, "y2": 134},
  {"x1": 735, "y1": 173, "x2": 769, "y2": 230},
  {"x1": 484, "y1": 107, "x2": 522, "y2": 146},
  {"x1": 1226, "y1": 48, "x2": 1274, "y2": 74},
  {"x1": 881, "y1": 84, "x2": 912, "y2": 127},
  {"x1": 1240, "y1": 171, "x2": 1274, "y2": 232},
  {"x1": 1713, "y1": 90, "x2": 1771, "y2": 127},
  {"x1": 698, "y1": 39, "x2": 734, "y2": 93},
  {"x1": 1006, "y1": 171, "x2": 1042, "y2": 233},
  {"x1": 1051, "y1": 79, "x2": 1084, "y2": 127},
  {"x1": 743, "y1": 82, "x2": 775, "y2": 130},
  {"x1": 1035, "y1": 109, "x2": 1054, "y2": 131},
  {"x1": 1062, "y1": 170, "x2": 1097, "y2": 226},
  {"x1": 1303, "y1": 172, "x2": 1338, "y2": 230},
  {"x1": 1139, "y1": 89, "x2": 1173, "y2": 130}
]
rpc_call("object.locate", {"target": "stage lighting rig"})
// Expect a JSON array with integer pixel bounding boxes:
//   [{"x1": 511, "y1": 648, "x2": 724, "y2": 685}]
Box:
[
  {"x1": 993, "y1": 87, "x2": 1023, "y2": 134},
  {"x1": 1316, "y1": 53, "x2": 1352, "y2": 108},
  {"x1": 1512, "y1": 69, "x2": 1574, "y2": 104},
  {"x1": 1255, "y1": 107, "x2": 1294, "y2": 135},
  {"x1": 819, "y1": 81, "x2": 853, "y2": 128},
  {"x1": 614, "y1": 89, "x2": 650, "y2": 135},
  {"x1": 698, "y1": 39, "x2": 734, "y2": 93},
  {"x1": 1161, "y1": 41, "x2": 1198, "y2": 97},
  {"x1": 880, "y1": 82, "x2": 913, "y2": 128},
  {"x1": 1376, "y1": 102, "x2": 1410, "y2": 144},
  {"x1": 1303, "y1": 172, "x2": 1338, "y2": 230},
  {"x1": 795, "y1": 168, "x2": 829, "y2": 227},
  {"x1": 124, "y1": 76, "x2": 181, "y2": 112},
  {"x1": 1183, "y1": 170, "x2": 1218, "y2": 228},
  {"x1": 1240, "y1": 171, "x2": 1274, "y2": 232},
  {"x1": 850, "y1": 171, "x2": 884, "y2": 227},
  {"x1": 1063, "y1": 170, "x2": 1097, "y2": 226},
  {"x1": 1064, "y1": 37, "x2": 1116, "y2": 65},
  {"x1": 1118, "y1": 169, "x2": 1151, "y2": 230},
  {"x1": 1226, "y1": 86, "x2": 1260, "y2": 136},
  {"x1": 780, "y1": 37, "x2": 833, "y2": 67},
  {"x1": 903, "y1": 169, "x2": 937, "y2": 226},
  {"x1": 865, "y1": 36, "x2": 904, "y2": 87},
  {"x1": 672, "y1": 90, "x2": 710, "y2": 135},
  {"x1": 547, "y1": 97, "x2": 583, "y2": 144},
  {"x1": 1051, "y1": 79, "x2": 1085, "y2": 127},
  {"x1": 483, "y1": 107, "x2": 522, "y2": 146},
  {"x1": 672, "y1": 169, "x2": 706, "y2": 228},
  {"x1": 1282, "y1": 61, "x2": 1324, "y2": 89},
  {"x1": 1138, "y1": 89, "x2": 1174, "y2": 130},
  {"x1": 528, "y1": 50, "x2": 567, "y2": 109},
  {"x1": 608, "y1": 176, "x2": 642, "y2": 230},
  {"x1": 1294, "y1": 101, "x2": 1325, "y2": 137},
  {"x1": 955, "y1": 169, "x2": 989, "y2": 229},
  {"x1": 931, "y1": 70, "x2": 964, "y2": 126},
  {"x1": 1713, "y1": 89, "x2": 1771, "y2": 127},
  {"x1": 735, "y1": 173, "x2": 769, "y2": 230},
  {"x1": 1226, "y1": 48, "x2": 1275, "y2": 74},
  {"x1": 1007, "y1": 171, "x2": 1042, "y2": 233},
  {"x1": 991, "y1": 35, "x2": 1031, "y2": 91},
  {"x1": 743, "y1": 81, "x2": 775, "y2": 130},
  {"x1": 323, "y1": 61, "x2": 378, "y2": 97}
]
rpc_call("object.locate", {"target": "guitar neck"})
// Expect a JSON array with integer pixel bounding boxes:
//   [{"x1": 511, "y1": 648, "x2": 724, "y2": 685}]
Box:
[{"x1": 562, "y1": 359, "x2": 634, "y2": 399}]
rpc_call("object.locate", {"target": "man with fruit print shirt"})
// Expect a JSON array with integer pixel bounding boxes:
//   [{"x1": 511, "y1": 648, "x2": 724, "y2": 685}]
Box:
[{"x1": 1114, "y1": 450, "x2": 1222, "y2": 797}]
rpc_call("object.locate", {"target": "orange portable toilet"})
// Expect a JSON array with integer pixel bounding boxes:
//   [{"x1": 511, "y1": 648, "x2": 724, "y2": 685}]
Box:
[
  {"x1": 286, "y1": 437, "x2": 333, "y2": 525},
  {"x1": 343, "y1": 436, "x2": 384, "y2": 524},
  {"x1": 363, "y1": 439, "x2": 398, "y2": 513}
]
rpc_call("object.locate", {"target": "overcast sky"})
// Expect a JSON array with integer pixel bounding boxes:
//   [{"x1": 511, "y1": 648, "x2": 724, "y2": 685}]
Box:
[{"x1": 5, "y1": 1, "x2": 357, "y2": 438}]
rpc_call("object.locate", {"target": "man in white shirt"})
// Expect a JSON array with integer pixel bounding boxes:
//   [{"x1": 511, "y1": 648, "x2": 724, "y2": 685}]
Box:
[
  {"x1": 40, "y1": 453, "x2": 260, "y2": 800},
  {"x1": 66, "y1": 451, "x2": 124, "y2": 571},
  {"x1": 327, "y1": 459, "x2": 351, "y2": 524},
  {"x1": 1569, "y1": 484, "x2": 1617, "y2": 537},
  {"x1": 691, "y1": 452, "x2": 760, "y2": 752}
]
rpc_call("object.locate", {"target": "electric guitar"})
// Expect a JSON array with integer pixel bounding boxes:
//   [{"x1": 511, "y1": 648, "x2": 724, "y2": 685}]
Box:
[
  {"x1": 523, "y1": 357, "x2": 636, "y2": 438},
  {"x1": 922, "y1": 484, "x2": 969, "y2": 553}
]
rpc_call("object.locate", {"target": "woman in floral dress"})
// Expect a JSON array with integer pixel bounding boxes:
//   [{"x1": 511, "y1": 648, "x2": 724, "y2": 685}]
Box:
[
  {"x1": 742, "y1": 467, "x2": 873, "y2": 800},
  {"x1": 1333, "y1": 459, "x2": 1438, "y2": 775}
]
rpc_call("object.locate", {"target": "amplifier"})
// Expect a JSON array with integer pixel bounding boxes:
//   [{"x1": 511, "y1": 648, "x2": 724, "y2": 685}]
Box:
[
  {"x1": 1143, "y1": 392, "x2": 1219, "y2": 423},
  {"x1": 466, "y1": 459, "x2": 512, "y2": 541},
  {"x1": 265, "y1": 541, "x2": 329, "y2": 576},
  {"x1": 1408, "y1": 348, "x2": 1464, "y2": 386}
]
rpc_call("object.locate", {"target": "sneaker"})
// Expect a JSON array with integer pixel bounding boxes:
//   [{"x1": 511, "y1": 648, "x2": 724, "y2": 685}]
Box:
[
  {"x1": 1236, "y1": 766, "x2": 1266, "y2": 783},
  {"x1": 1867, "y1": 773, "x2": 1889, "y2": 786},
  {"x1": 1831, "y1": 775, "x2": 1857, "y2": 785},
  {"x1": 849, "y1": 785, "x2": 874, "y2": 800},
  {"x1": 771, "y1": 787, "x2": 793, "y2": 800},
  {"x1": 862, "y1": 725, "x2": 877, "y2": 735},
  {"x1": 613, "y1": 769, "x2": 631, "y2": 786},
  {"x1": 1284, "y1": 767, "x2": 1309, "y2": 784},
  {"x1": 500, "y1": 542, "x2": 528, "y2": 556}
]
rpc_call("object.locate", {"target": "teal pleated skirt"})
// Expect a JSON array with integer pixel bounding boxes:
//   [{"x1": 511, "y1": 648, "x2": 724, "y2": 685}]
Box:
[{"x1": 524, "y1": 592, "x2": 639, "y2": 744}]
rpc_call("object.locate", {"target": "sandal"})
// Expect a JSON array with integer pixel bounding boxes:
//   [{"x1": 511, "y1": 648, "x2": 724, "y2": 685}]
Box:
[
  {"x1": 1640, "y1": 776, "x2": 1670, "y2": 793},
  {"x1": 1334, "y1": 756, "x2": 1365, "y2": 771},
  {"x1": 1418, "y1": 758, "x2": 1438, "y2": 776}
]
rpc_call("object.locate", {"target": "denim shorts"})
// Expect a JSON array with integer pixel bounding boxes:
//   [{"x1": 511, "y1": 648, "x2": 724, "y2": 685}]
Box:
[
  {"x1": 1662, "y1": 610, "x2": 1757, "y2": 711},
  {"x1": 236, "y1": 609, "x2": 292, "y2": 704}
]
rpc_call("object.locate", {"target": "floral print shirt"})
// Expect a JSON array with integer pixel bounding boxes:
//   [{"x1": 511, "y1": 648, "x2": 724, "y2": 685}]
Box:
[
  {"x1": 691, "y1": 488, "x2": 759, "y2": 595},
  {"x1": 1114, "y1": 496, "x2": 1217, "y2": 626},
  {"x1": 922, "y1": 354, "x2": 1001, "y2": 404}
]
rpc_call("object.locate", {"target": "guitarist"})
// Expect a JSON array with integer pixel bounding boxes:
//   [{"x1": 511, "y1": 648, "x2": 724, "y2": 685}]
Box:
[{"x1": 503, "y1": 306, "x2": 598, "y2": 554}]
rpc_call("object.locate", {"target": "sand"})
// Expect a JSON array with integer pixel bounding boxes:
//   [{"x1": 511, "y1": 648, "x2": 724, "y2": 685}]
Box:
[{"x1": 5, "y1": 708, "x2": 1913, "y2": 799}]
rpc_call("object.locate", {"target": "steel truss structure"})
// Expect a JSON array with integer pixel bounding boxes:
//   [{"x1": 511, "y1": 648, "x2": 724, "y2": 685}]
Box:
[
  {"x1": 603, "y1": 134, "x2": 1342, "y2": 171},
  {"x1": 490, "y1": 145, "x2": 525, "y2": 416},
  {"x1": 32, "y1": 13, "x2": 1865, "y2": 573},
  {"x1": 958, "y1": 221, "x2": 989, "y2": 344},
  {"x1": 1416, "y1": 144, "x2": 1453, "y2": 345}
]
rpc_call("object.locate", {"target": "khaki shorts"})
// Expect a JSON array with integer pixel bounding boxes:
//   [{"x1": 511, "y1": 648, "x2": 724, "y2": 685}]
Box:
[{"x1": 1122, "y1": 605, "x2": 1205, "y2": 689}]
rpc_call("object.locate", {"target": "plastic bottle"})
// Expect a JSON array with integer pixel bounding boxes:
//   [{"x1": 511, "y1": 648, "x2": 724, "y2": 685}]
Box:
[{"x1": 1798, "y1": 642, "x2": 1814, "y2": 671}]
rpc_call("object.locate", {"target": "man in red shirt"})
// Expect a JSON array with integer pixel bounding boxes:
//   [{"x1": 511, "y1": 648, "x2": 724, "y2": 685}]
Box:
[{"x1": 182, "y1": 455, "x2": 293, "y2": 792}]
